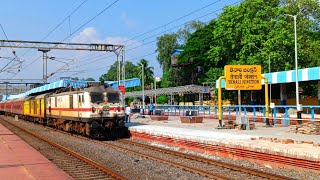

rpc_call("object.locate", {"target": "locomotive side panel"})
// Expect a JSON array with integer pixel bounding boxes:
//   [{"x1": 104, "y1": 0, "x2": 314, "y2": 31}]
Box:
[{"x1": 47, "y1": 93, "x2": 92, "y2": 120}]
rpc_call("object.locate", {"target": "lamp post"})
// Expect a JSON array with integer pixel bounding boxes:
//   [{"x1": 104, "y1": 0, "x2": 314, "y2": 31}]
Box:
[
  {"x1": 154, "y1": 77, "x2": 161, "y2": 106},
  {"x1": 285, "y1": 14, "x2": 301, "y2": 124},
  {"x1": 141, "y1": 64, "x2": 145, "y2": 114},
  {"x1": 249, "y1": 43, "x2": 272, "y2": 104}
]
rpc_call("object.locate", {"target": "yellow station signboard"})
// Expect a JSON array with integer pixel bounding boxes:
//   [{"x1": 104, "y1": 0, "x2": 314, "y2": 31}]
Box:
[{"x1": 224, "y1": 65, "x2": 262, "y2": 90}]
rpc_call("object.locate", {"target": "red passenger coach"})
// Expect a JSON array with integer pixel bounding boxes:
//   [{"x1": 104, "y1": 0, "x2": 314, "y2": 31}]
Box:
[
  {"x1": 11, "y1": 100, "x2": 24, "y2": 115},
  {"x1": 0, "y1": 99, "x2": 24, "y2": 116}
]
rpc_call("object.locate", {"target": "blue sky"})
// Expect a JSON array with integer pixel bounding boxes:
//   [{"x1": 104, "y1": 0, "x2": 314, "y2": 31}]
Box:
[{"x1": 0, "y1": 0, "x2": 240, "y2": 82}]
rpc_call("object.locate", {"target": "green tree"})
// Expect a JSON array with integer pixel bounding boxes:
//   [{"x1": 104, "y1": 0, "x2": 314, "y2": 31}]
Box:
[
  {"x1": 99, "y1": 61, "x2": 139, "y2": 81},
  {"x1": 156, "y1": 21, "x2": 204, "y2": 87},
  {"x1": 204, "y1": 0, "x2": 320, "y2": 72},
  {"x1": 178, "y1": 20, "x2": 216, "y2": 84},
  {"x1": 157, "y1": 95, "x2": 168, "y2": 104},
  {"x1": 137, "y1": 59, "x2": 154, "y2": 86}
]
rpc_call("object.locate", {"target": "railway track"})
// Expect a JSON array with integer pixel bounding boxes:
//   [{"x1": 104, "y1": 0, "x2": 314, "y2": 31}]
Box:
[
  {"x1": 0, "y1": 118, "x2": 127, "y2": 180},
  {"x1": 117, "y1": 139, "x2": 292, "y2": 180},
  {"x1": 102, "y1": 140, "x2": 291, "y2": 180},
  {"x1": 1, "y1": 116, "x2": 293, "y2": 179}
]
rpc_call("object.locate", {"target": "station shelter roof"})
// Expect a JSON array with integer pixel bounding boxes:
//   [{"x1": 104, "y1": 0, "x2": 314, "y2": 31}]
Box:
[
  {"x1": 4, "y1": 78, "x2": 142, "y2": 100},
  {"x1": 105, "y1": 78, "x2": 141, "y2": 89},
  {"x1": 5, "y1": 79, "x2": 88, "y2": 100},
  {"x1": 125, "y1": 84, "x2": 210, "y2": 98},
  {"x1": 216, "y1": 66, "x2": 320, "y2": 89}
]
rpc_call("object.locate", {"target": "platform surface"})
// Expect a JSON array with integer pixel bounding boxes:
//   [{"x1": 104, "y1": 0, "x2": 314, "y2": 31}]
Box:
[
  {"x1": 127, "y1": 115, "x2": 320, "y2": 161},
  {"x1": 0, "y1": 123, "x2": 72, "y2": 180}
]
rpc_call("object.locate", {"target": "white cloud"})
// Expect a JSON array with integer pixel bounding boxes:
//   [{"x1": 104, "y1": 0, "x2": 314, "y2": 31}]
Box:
[
  {"x1": 72, "y1": 27, "x2": 142, "y2": 46},
  {"x1": 121, "y1": 12, "x2": 137, "y2": 28},
  {"x1": 71, "y1": 27, "x2": 102, "y2": 43}
]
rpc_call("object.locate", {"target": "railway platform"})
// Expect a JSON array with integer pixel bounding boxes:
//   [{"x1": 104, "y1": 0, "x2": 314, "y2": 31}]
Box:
[
  {"x1": 0, "y1": 123, "x2": 72, "y2": 180},
  {"x1": 127, "y1": 115, "x2": 320, "y2": 173}
]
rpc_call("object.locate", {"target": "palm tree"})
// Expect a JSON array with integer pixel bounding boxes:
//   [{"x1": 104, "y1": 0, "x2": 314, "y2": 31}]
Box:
[{"x1": 137, "y1": 59, "x2": 154, "y2": 87}]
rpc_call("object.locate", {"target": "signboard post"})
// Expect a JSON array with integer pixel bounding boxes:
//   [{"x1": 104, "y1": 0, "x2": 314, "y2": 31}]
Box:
[
  {"x1": 217, "y1": 65, "x2": 270, "y2": 129},
  {"x1": 224, "y1": 65, "x2": 262, "y2": 90}
]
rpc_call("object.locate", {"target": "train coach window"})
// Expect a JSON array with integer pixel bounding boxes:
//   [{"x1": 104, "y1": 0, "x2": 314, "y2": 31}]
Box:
[
  {"x1": 55, "y1": 97, "x2": 57, "y2": 107},
  {"x1": 69, "y1": 95, "x2": 73, "y2": 109},
  {"x1": 33, "y1": 101, "x2": 36, "y2": 114},
  {"x1": 90, "y1": 93, "x2": 103, "y2": 103},
  {"x1": 107, "y1": 93, "x2": 119, "y2": 103}
]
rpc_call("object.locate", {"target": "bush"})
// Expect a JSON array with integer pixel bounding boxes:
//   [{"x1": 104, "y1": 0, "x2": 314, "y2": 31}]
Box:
[{"x1": 157, "y1": 95, "x2": 168, "y2": 104}]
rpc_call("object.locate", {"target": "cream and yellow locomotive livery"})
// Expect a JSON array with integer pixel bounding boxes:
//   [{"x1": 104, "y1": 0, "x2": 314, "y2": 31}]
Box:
[{"x1": 0, "y1": 80, "x2": 126, "y2": 139}]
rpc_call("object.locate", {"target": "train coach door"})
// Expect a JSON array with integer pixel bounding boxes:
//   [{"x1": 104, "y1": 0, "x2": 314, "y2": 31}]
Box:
[{"x1": 78, "y1": 94, "x2": 83, "y2": 118}]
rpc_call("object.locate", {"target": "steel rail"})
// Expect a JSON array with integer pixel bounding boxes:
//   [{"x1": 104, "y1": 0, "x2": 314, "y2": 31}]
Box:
[
  {"x1": 7, "y1": 118, "x2": 228, "y2": 179},
  {"x1": 1, "y1": 116, "x2": 295, "y2": 179},
  {"x1": 119, "y1": 139, "x2": 292, "y2": 180},
  {"x1": 101, "y1": 141, "x2": 228, "y2": 180},
  {"x1": 0, "y1": 117, "x2": 127, "y2": 180}
]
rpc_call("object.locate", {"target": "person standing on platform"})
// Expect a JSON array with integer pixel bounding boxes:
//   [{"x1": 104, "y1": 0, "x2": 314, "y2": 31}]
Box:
[
  {"x1": 125, "y1": 105, "x2": 131, "y2": 123},
  {"x1": 149, "y1": 103, "x2": 155, "y2": 115}
]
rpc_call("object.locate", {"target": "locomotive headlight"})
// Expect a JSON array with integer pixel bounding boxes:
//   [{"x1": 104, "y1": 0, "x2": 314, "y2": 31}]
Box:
[{"x1": 103, "y1": 105, "x2": 109, "y2": 111}]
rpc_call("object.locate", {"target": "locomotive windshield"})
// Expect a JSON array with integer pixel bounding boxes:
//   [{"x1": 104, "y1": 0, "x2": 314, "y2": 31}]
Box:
[
  {"x1": 107, "y1": 93, "x2": 119, "y2": 103},
  {"x1": 90, "y1": 92, "x2": 103, "y2": 103}
]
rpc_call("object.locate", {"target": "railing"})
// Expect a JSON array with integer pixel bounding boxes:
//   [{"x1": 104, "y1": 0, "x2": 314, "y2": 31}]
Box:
[{"x1": 136, "y1": 105, "x2": 320, "y2": 125}]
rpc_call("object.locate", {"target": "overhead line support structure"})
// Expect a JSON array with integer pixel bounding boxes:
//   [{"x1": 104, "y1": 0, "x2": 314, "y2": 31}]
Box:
[{"x1": 0, "y1": 39, "x2": 125, "y2": 89}]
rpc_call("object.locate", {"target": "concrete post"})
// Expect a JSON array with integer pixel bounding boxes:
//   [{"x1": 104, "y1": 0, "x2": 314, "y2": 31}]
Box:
[{"x1": 318, "y1": 81, "x2": 320, "y2": 105}]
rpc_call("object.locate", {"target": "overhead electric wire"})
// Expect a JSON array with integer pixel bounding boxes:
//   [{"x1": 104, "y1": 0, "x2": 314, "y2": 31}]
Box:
[
  {"x1": 49, "y1": 0, "x2": 226, "y2": 78},
  {"x1": 41, "y1": 0, "x2": 88, "y2": 41},
  {"x1": 9, "y1": 0, "x2": 88, "y2": 79},
  {"x1": 63, "y1": 1, "x2": 235, "y2": 70},
  {"x1": 48, "y1": 0, "x2": 242, "y2": 79},
  {"x1": 12, "y1": 0, "x2": 88, "y2": 60},
  {"x1": 75, "y1": 0, "x2": 223, "y2": 62},
  {"x1": 11, "y1": 0, "x2": 120, "y2": 79},
  {"x1": 60, "y1": 0, "x2": 120, "y2": 42},
  {"x1": 121, "y1": 0, "x2": 222, "y2": 45},
  {"x1": 0, "y1": 24, "x2": 19, "y2": 74}
]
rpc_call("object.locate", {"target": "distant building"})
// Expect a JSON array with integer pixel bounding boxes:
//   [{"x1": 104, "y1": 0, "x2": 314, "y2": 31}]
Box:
[
  {"x1": 171, "y1": 49, "x2": 194, "y2": 67},
  {"x1": 171, "y1": 49, "x2": 183, "y2": 67}
]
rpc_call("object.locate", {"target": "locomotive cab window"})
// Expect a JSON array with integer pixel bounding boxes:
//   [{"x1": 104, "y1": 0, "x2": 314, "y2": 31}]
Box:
[
  {"x1": 107, "y1": 93, "x2": 119, "y2": 104},
  {"x1": 90, "y1": 93, "x2": 103, "y2": 103}
]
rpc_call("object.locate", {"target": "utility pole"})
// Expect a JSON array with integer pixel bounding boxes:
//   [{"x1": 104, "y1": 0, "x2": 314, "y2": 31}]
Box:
[
  {"x1": 154, "y1": 77, "x2": 157, "y2": 105},
  {"x1": 286, "y1": 14, "x2": 302, "y2": 124},
  {"x1": 142, "y1": 64, "x2": 145, "y2": 114},
  {"x1": 5, "y1": 82, "x2": 8, "y2": 100},
  {"x1": 38, "y1": 49, "x2": 50, "y2": 83}
]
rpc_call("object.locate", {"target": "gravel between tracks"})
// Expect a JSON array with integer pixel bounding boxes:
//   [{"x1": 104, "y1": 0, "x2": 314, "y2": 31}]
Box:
[
  {"x1": 2, "y1": 115, "x2": 319, "y2": 179},
  {"x1": 0, "y1": 118, "x2": 118, "y2": 180},
  {"x1": 131, "y1": 139, "x2": 320, "y2": 180},
  {"x1": 0, "y1": 116, "x2": 206, "y2": 180},
  {"x1": 107, "y1": 140, "x2": 268, "y2": 180}
]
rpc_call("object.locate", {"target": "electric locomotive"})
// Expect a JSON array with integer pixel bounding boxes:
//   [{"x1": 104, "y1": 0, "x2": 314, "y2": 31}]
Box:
[{"x1": 0, "y1": 83, "x2": 126, "y2": 139}]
